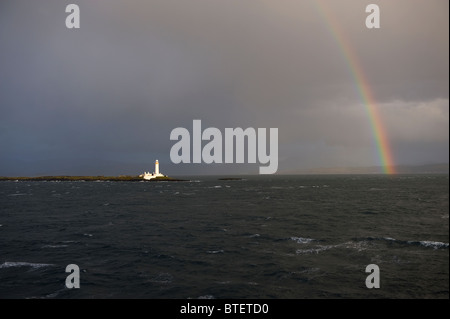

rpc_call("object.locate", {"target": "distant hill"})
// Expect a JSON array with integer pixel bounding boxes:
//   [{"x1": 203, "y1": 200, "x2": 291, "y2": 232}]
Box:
[
  {"x1": 282, "y1": 163, "x2": 449, "y2": 174},
  {"x1": 392, "y1": 163, "x2": 449, "y2": 174}
]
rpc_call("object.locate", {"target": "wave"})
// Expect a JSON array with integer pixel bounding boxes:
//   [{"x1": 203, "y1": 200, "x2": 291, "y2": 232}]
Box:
[
  {"x1": 360, "y1": 211, "x2": 378, "y2": 215},
  {"x1": 43, "y1": 288, "x2": 66, "y2": 299},
  {"x1": 290, "y1": 237, "x2": 315, "y2": 244},
  {"x1": 41, "y1": 244, "x2": 69, "y2": 249},
  {"x1": 149, "y1": 272, "x2": 173, "y2": 284},
  {"x1": 207, "y1": 250, "x2": 224, "y2": 254},
  {"x1": 296, "y1": 245, "x2": 334, "y2": 254},
  {"x1": 356, "y1": 237, "x2": 449, "y2": 249},
  {"x1": 295, "y1": 240, "x2": 369, "y2": 255},
  {"x1": 293, "y1": 236, "x2": 449, "y2": 255},
  {"x1": 0, "y1": 261, "x2": 54, "y2": 270},
  {"x1": 412, "y1": 240, "x2": 449, "y2": 249}
]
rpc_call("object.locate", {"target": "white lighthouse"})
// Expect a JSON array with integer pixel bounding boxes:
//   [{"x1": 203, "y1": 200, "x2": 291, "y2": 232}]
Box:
[
  {"x1": 141, "y1": 160, "x2": 165, "y2": 180},
  {"x1": 155, "y1": 159, "x2": 160, "y2": 175}
]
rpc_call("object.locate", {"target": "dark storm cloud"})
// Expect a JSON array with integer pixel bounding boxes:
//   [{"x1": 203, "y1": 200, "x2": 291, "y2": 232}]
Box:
[{"x1": 0, "y1": 0, "x2": 448, "y2": 175}]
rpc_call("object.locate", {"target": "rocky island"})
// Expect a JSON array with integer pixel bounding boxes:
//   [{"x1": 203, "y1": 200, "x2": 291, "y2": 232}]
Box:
[
  {"x1": 0, "y1": 175, "x2": 187, "y2": 182},
  {"x1": 0, "y1": 160, "x2": 188, "y2": 182}
]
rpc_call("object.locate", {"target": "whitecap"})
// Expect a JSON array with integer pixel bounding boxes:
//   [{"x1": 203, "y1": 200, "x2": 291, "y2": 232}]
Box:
[
  {"x1": 339, "y1": 241, "x2": 369, "y2": 252},
  {"x1": 415, "y1": 241, "x2": 449, "y2": 249},
  {"x1": 291, "y1": 237, "x2": 314, "y2": 244},
  {"x1": 0, "y1": 262, "x2": 54, "y2": 269},
  {"x1": 150, "y1": 272, "x2": 173, "y2": 284},
  {"x1": 296, "y1": 245, "x2": 333, "y2": 254},
  {"x1": 207, "y1": 250, "x2": 224, "y2": 254},
  {"x1": 41, "y1": 245, "x2": 68, "y2": 249},
  {"x1": 298, "y1": 267, "x2": 321, "y2": 274},
  {"x1": 295, "y1": 240, "x2": 369, "y2": 254},
  {"x1": 44, "y1": 289, "x2": 65, "y2": 299},
  {"x1": 370, "y1": 237, "x2": 448, "y2": 250},
  {"x1": 198, "y1": 295, "x2": 215, "y2": 299}
]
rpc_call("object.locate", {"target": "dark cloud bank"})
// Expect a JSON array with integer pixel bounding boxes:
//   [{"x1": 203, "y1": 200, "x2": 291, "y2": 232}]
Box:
[{"x1": 0, "y1": 0, "x2": 448, "y2": 176}]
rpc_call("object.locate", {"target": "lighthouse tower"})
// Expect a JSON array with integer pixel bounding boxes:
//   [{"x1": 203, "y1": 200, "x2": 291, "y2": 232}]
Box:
[
  {"x1": 155, "y1": 160, "x2": 159, "y2": 175},
  {"x1": 141, "y1": 159, "x2": 164, "y2": 180}
]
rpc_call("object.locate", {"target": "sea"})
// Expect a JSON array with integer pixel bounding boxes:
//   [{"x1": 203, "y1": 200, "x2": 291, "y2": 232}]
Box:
[{"x1": 0, "y1": 174, "x2": 448, "y2": 299}]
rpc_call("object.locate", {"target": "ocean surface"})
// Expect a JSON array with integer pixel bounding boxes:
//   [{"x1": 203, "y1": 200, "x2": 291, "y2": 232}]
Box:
[{"x1": 0, "y1": 175, "x2": 448, "y2": 299}]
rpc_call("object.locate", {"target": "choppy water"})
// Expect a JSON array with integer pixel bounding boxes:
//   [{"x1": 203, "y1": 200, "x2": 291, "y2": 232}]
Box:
[{"x1": 0, "y1": 175, "x2": 448, "y2": 299}]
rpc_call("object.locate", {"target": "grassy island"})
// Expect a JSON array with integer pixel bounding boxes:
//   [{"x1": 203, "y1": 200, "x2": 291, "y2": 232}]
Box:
[{"x1": 0, "y1": 175, "x2": 187, "y2": 182}]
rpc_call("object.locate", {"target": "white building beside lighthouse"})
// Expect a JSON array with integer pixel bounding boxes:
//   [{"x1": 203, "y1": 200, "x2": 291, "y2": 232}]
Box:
[{"x1": 141, "y1": 160, "x2": 165, "y2": 180}]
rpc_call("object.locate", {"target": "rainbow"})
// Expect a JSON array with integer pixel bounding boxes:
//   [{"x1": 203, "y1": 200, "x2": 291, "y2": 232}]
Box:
[{"x1": 314, "y1": 1, "x2": 396, "y2": 174}]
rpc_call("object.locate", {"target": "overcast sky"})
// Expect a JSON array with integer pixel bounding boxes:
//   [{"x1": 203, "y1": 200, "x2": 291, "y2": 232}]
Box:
[{"x1": 0, "y1": 0, "x2": 448, "y2": 176}]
